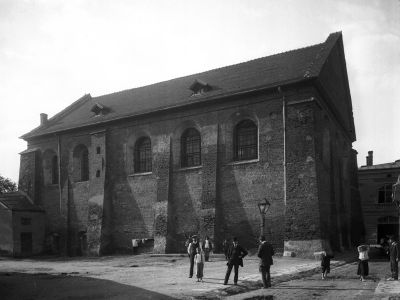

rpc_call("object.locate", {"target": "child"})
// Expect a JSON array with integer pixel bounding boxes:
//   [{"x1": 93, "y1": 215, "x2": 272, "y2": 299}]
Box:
[
  {"x1": 357, "y1": 244, "x2": 370, "y2": 282},
  {"x1": 194, "y1": 247, "x2": 205, "y2": 282},
  {"x1": 321, "y1": 251, "x2": 334, "y2": 279}
]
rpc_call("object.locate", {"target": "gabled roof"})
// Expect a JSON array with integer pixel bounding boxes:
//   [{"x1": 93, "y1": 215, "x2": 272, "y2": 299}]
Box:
[
  {"x1": 21, "y1": 32, "x2": 344, "y2": 140},
  {"x1": 0, "y1": 192, "x2": 44, "y2": 212}
]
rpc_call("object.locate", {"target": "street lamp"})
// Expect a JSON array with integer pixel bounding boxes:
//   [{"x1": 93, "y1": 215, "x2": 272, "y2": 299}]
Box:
[{"x1": 258, "y1": 198, "x2": 271, "y2": 237}]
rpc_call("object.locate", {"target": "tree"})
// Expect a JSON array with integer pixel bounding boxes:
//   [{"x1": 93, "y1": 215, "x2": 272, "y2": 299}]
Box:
[{"x1": 0, "y1": 175, "x2": 18, "y2": 194}]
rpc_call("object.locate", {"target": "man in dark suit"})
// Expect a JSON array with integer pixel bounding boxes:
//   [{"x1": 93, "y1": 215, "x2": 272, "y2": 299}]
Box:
[
  {"x1": 387, "y1": 236, "x2": 399, "y2": 280},
  {"x1": 224, "y1": 237, "x2": 248, "y2": 285},
  {"x1": 257, "y1": 235, "x2": 274, "y2": 288}
]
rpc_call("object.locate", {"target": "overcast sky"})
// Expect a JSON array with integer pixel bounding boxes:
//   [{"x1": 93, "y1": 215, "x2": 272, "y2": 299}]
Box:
[{"x1": 1, "y1": 0, "x2": 399, "y2": 183}]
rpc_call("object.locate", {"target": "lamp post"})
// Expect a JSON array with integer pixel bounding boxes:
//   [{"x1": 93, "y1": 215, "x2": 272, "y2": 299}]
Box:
[{"x1": 258, "y1": 198, "x2": 271, "y2": 237}]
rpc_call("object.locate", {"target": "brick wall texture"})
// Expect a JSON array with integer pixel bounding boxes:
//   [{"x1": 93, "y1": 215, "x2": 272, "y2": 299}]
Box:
[{"x1": 18, "y1": 83, "x2": 363, "y2": 257}]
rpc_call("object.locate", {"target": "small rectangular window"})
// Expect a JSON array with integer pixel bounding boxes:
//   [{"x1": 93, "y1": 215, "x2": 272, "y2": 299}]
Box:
[
  {"x1": 21, "y1": 218, "x2": 31, "y2": 225},
  {"x1": 378, "y1": 184, "x2": 393, "y2": 204}
]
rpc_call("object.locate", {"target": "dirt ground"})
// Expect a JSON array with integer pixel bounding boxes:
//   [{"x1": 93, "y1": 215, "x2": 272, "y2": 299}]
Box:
[{"x1": 0, "y1": 254, "x2": 322, "y2": 299}]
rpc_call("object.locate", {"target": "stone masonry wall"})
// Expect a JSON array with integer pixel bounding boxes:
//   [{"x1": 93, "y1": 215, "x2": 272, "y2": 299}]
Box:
[{"x1": 22, "y1": 84, "x2": 358, "y2": 256}]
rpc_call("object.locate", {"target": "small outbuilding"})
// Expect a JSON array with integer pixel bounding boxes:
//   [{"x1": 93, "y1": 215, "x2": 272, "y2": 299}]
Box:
[{"x1": 0, "y1": 191, "x2": 45, "y2": 257}]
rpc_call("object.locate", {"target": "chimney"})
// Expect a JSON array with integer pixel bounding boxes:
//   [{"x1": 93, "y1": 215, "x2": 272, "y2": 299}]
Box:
[
  {"x1": 40, "y1": 113, "x2": 48, "y2": 125},
  {"x1": 366, "y1": 151, "x2": 373, "y2": 166}
]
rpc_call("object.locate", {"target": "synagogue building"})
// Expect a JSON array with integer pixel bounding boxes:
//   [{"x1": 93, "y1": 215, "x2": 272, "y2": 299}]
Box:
[{"x1": 18, "y1": 32, "x2": 364, "y2": 257}]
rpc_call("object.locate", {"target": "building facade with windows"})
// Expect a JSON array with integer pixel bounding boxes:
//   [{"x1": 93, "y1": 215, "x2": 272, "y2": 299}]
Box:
[
  {"x1": 0, "y1": 192, "x2": 45, "y2": 256},
  {"x1": 18, "y1": 32, "x2": 364, "y2": 257},
  {"x1": 358, "y1": 151, "x2": 400, "y2": 244}
]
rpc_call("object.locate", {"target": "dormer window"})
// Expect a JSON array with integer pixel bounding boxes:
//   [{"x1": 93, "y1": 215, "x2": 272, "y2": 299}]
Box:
[
  {"x1": 189, "y1": 79, "x2": 211, "y2": 96},
  {"x1": 91, "y1": 103, "x2": 108, "y2": 116}
]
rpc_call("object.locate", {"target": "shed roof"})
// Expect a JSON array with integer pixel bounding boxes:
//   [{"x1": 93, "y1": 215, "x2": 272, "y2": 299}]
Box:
[
  {"x1": 21, "y1": 32, "x2": 343, "y2": 140},
  {"x1": 0, "y1": 192, "x2": 44, "y2": 212}
]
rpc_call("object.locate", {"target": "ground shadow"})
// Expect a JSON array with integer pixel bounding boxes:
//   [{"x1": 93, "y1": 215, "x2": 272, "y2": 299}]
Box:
[{"x1": 0, "y1": 272, "x2": 177, "y2": 300}]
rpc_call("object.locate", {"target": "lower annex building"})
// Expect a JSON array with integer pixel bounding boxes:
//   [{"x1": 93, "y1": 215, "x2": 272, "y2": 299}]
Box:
[
  {"x1": 358, "y1": 151, "x2": 400, "y2": 244},
  {"x1": 18, "y1": 32, "x2": 364, "y2": 257}
]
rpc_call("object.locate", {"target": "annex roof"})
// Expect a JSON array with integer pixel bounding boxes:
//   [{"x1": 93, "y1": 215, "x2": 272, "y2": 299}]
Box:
[
  {"x1": 21, "y1": 32, "x2": 343, "y2": 140},
  {"x1": 359, "y1": 160, "x2": 400, "y2": 171},
  {"x1": 0, "y1": 192, "x2": 44, "y2": 212}
]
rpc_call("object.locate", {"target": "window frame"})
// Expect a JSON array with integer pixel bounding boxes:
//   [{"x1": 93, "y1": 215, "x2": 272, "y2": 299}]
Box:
[
  {"x1": 233, "y1": 119, "x2": 258, "y2": 161},
  {"x1": 377, "y1": 183, "x2": 393, "y2": 204},
  {"x1": 134, "y1": 137, "x2": 152, "y2": 173},
  {"x1": 181, "y1": 128, "x2": 202, "y2": 168}
]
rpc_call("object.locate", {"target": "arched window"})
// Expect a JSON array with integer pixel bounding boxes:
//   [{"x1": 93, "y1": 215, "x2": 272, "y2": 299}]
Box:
[
  {"x1": 234, "y1": 119, "x2": 258, "y2": 161},
  {"x1": 51, "y1": 155, "x2": 59, "y2": 184},
  {"x1": 73, "y1": 145, "x2": 89, "y2": 182},
  {"x1": 134, "y1": 137, "x2": 152, "y2": 173},
  {"x1": 43, "y1": 150, "x2": 58, "y2": 185},
  {"x1": 181, "y1": 128, "x2": 201, "y2": 167}
]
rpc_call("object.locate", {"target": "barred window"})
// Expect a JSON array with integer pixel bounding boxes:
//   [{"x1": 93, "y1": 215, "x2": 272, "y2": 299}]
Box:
[
  {"x1": 73, "y1": 145, "x2": 89, "y2": 182},
  {"x1": 42, "y1": 149, "x2": 58, "y2": 185},
  {"x1": 134, "y1": 137, "x2": 152, "y2": 173},
  {"x1": 181, "y1": 128, "x2": 201, "y2": 167},
  {"x1": 378, "y1": 184, "x2": 393, "y2": 204},
  {"x1": 234, "y1": 119, "x2": 258, "y2": 161}
]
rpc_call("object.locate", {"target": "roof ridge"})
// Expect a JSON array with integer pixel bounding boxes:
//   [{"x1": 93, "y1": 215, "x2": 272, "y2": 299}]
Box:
[
  {"x1": 304, "y1": 32, "x2": 342, "y2": 78},
  {"x1": 93, "y1": 42, "x2": 324, "y2": 100}
]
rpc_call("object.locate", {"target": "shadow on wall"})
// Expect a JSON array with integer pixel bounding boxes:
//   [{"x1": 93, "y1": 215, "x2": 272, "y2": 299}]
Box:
[
  {"x1": 219, "y1": 166, "x2": 259, "y2": 251},
  {"x1": 0, "y1": 272, "x2": 176, "y2": 300},
  {"x1": 167, "y1": 169, "x2": 201, "y2": 253},
  {"x1": 111, "y1": 175, "x2": 154, "y2": 254}
]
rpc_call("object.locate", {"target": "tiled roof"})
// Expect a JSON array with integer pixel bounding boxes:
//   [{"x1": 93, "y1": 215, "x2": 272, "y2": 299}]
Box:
[
  {"x1": 0, "y1": 192, "x2": 44, "y2": 212},
  {"x1": 21, "y1": 32, "x2": 342, "y2": 140},
  {"x1": 359, "y1": 160, "x2": 400, "y2": 171}
]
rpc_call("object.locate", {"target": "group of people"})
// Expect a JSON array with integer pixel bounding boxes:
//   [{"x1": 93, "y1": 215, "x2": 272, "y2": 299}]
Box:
[
  {"x1": 355, "y1": 236, "x2": 399, "y2": 282},
  {"x1": 186, "y1": 235, "x2": 275, "y2": 288},
  {"x1": 320, "y1": 235, "x2": 399, "y2": 282},
  {"x1": 186, "y1": 235, "x2": 213, "y2": 282},
  {"x1": 186, "y1": 234, "x2": 400, "y2": 288}
]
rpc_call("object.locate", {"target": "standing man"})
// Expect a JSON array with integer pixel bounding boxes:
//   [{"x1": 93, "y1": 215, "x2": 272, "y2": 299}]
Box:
[
  {"x1": 187, "y1": 236, "x2": 199, "y2": 278},
  {"x1": 387, "y1": 236, "x2": 399, "y2": 280},
  {"x1": 203, "y1": 236, "x2": 213, "y2": 262},
  {"x1": 257, "y1": 235, "x2": 274, "y2": 288},
  {"x1": 224, "y1": 237, "x2": 248, "y2": 285}
]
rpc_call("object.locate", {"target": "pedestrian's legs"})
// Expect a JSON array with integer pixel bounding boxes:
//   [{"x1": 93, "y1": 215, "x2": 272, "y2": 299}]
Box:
[
  {"x1": 260, "y1": 266, "x2": 268, "y2": 287},
  {"x1": 224, "y1": 264, "x2": 233, "y2": 284},
  {"x1": 233, "y1": 264, "x2": 239, "y2": 284},
  {"x1": 265, "y1": 265, "x2": 271, "y2": 287},
  {"x1": 391, "y1": 260, "x2": 399, "y2": 279},
  {"x1": 189, "y1": 254, "x2": 195, "y2": 277},
  {"x1": 204, "y1": 249, "x2": 209, "y2": 262}
]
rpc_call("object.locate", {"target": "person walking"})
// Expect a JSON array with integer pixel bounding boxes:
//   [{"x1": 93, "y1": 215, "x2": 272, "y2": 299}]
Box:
[
  {"x1": 224, "y1": 237, "x2": 248, "y2": 285},
  {"x1": 357, "y1": 244, "x2": 370, "y2": 282},
  {"x1": 257, "y1": 235, "x2": 274, "y2": 288},
  {"x1": 203, "y1": 236, "x2": 213, "y2": 262},
  {"x1": 194, "y1": 247, "x2": 205, "y2": 282},
  {"x1": 187, "y1": 236, "x2": 199, "y2": 278},
  {"x1": 320, "y1": 250, "x2": 334, "y2": 279},
  {"x1": 387, "y1": 236, "x2": 399, "y2": 280}
]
